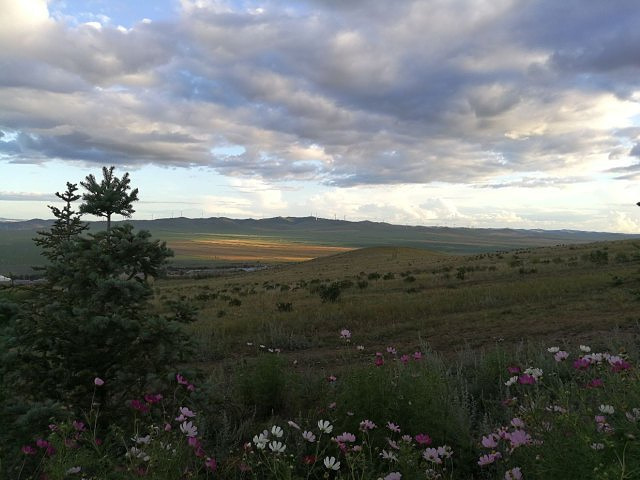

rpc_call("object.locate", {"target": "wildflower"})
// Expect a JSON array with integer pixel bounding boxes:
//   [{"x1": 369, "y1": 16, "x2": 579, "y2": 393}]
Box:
[
  {"x1": 145, "y1": 393, "x2": 163, "y2": 404},
  {"x1": 505, "y1": 376, "x2": 518, "y2": 387},
  {"x1": 94, "y1": 377, "x2": 104, "y2": 386},
  {"x1": 72, "y1": 420, "x2": 86, "y2": 431},
  {"x1": 387, "y1": 346, "x2": 397, "y2": 355},
  {"x1": 524, "y1": 367, "x2": 543, "y2": 379},
  {"x1": 36, "y1": 438, "x2": 49, "y2": 448},
  {"x1": 587, "y1": 378, "x2": 604, "y2": 388},
  {"x1": 357, "y1": 345, "x2": 365, "y2": 350},
  {"x1": 179, "y1": 406, "x2": 196, "y2": 418},
  {"x1": 505, "y1": 467, "x2": 523, "y2": 480},
  {"x1": 328, "y1": 402, "x2": 337, "y2": 409},
  {"x1": 413, "y1": 351, "x2": 423, "y2": 360},
  {"x1": 375, "y1": 353, "x2": 384, "y2": 367},
  {"x1": 340, "y1": 329, "x2": 351, "y2": 339},
  {"x1": 415, "y1": 433, "x2": 432, "y2": 445},
  {"x1": 253, "y1": 431, "x2": 269, "y2": 449},
  {"x1": 547, "y1": 346, "x2": 560, "y2": 353},
  {"x1": 328, "y1": 375, "x2": 337, "y2": 382},
  {"x1": 269, "y1": 441, "x2": 286, "y2": 453},
  {"x1": 360, "y1": 419, "x2": 376, "y2": 431},
  {"x1": 133, "y1": 435, "x2": 151, "y2": 445},
  {"x1": 478, "y1": 452, "x2": 502, "y2": 466},
  {"x1": 511, "y1": 417, "x2": 525, "y2": 428},
  {"x1": 66, "y1": 466, "x2": 82, "y2": 475},
  {"x1": 507, "y1": 366, "x2": 521, "y2": 374},
  {"x1": 180, "y1": 421, "x2": 198, "y2": 437},
  {"x1": 481, "y1": 434, "x2": 498, "y2": 448},
  {"x1": 518, "y1": 374, "x2": 536, "y2": 385},
  {"x1": 205, "y1": 457, "x2": 217, "y2": 471},
  {"x1": 591, "y1": 443, "x2": 605, "y2": 450},
  {"x1": 401, "y1": 434, "x2": 412, "y2": 442},
  {"x1": 610, "y1": 357, "x2": 631, "y2": 372},
  {"x1": 303, "y1": 455, "x2": 317, "y2": 465},
  {"x1": 21, "y1": 445, "x2": 36, "y2": 455},
  {"x1": 573, "y1": 357, "x2": 591, "y2": 369},
  {"x1": 324, "y1": 456, "x2": 340, "y2": 470},
  {"x1": 600, "y1": 404, "x2": 615, "y2": 414},
  {"x1": 246, "y1": 341, "x2": 253, "y2": 346},
  {"x1": 437, "y1": 445, "x2": 453, "y2": 458},
  {"x1": 335, "y1": 432, "x2": 356, "y2": 443},
  {"x1": 554, "y1": 351, "x2": 569, "y2": 362},
  {"x1": 580, "y1": 345, "x2": 591, "y2": 352},
  {"x1": 400, "y1": 354, "x2": 409, "y2": 364},
  {"x1": 176, "y1": 373, "x2": 189, "y2": 385},
  {"x1": 130, "y1": 399, "x2": 149, "y2": 413},
  {"x1": 287, "y1": 420, "x2": 301, "y2": 430},
  {"x1": 318, "y1": 420, "x2": 333, "y2": 434},
  {"x1": 625, "y1": 408, "x2": 640, "y2": 423},
  {"x1": 387, "y1": 438, "x2": 400, "y2": 449},
  {"x1": 381, "y1": 449, "x2": 398, "y2": 462},
  {"x1": 385, "y1": 472, "x2": 402, "y2": 480},
  {"x1": 506, "y1": 429, "x2": 531, "y2": 449},
  {"x1": 164, "y1": 423, "x2": 172, "y2": 431},
  {"x1": 271, "y1": 425, "x2": 283, "y2": 438},
  {"x1": 386, "y1": 421, "x2": 401, "y2": 433},
  {"x1": 302, "y1": 430, "x2": 316, "y2": 442},
  {"x1": 423, "y1": 448, "x2": 441, "y2": 464}
]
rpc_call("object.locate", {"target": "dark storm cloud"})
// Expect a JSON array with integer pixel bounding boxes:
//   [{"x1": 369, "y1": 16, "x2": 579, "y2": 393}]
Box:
[{"x1": 1, "y1": 0, "x2": 639, "y2": 185}]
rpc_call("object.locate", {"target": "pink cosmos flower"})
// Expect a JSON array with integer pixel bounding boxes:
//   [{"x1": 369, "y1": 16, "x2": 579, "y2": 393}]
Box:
[
  {"x1": 510, "y1": 418, "x2": 525, "y2": 428},
  {"x1": 400, "y1": 354, "x2": 409, "y2": 364},
  {"x1": 587, "y1": 378, "x2": 604, "y2": 388},
  {"x1": 335, "y1": 432, "x2": 356, "y2": 443},
  {"x1": 386, "y1": 421, "x2": 401, "y2": 433},
  {"x1": 179, "y1": 406, "x2": 196, "y2": 418},
  {"x1": 478, "y1": 452, "x2": 502, "y2": 466},
  {"x1": 130, "y1": 399, "x2": 149, "y2": 413},
  {"x1": 573, "y1": 357, "x2": 591, "y2": 369},
  {"x1": 375, "y1": 353, "x2": 384, "y2": 367},
  {"x1": 610, "y1": 358, "x2": 631, "y2": 372},
  {"x1": 385, "y1": 473, "x2": 402, "y2": 480},
  {"x1": 176, "y1": 373, "x2": 189, "y2": 385},
  {"x1": 205, "y1": 457, "x2": 217, "y2": 471},
  {"x1": 518, "y1": 374, "x2": 536, "y2": 385},
  {"x1": 328, "y1": 375, "x2": 337, "y2": 382},
  {"x1": 144, "y1": 393, "x2": 163, "y2": 404},
  {"x1": 423, "y1": 448, "x2": 441, "y2": 464},
  {"x1": 22, "y1": 445, "x2": 36, "y2": 455},
  {"x1": 359, "y1": 419, "x2": 376, "y2": 431},
  {"x1": 164, "y1": 423, "x2": 172, "y2": 431},
  {"x1": 554, "y1": 351, "x2": 569, "y2": 362},
  {"x1": 505, "y1": 429, "x2": 531, "y2": 449},
  {"x1": 413, "y1": 351, "x2": 423, "y2": 360},
  {"x1": 505, "y1": 467, "x2": 523, "y2": 480},
  {"x1": 387, "y1": 346, "x2": 397, "y2": 355},
  {"x1": 340, "y1": 329, "x2": 351, "y2": 339},
  {"x1": 507, "y1": 366, "x2": 521, "y2": 374},
  {"x1": 36, "y1": 439, "x2": 49, "y2": 448},
  {"x1": 72, "y1": 420, "x2": 86, "y2": 431},
  {"x1": 94, "y1": 377, "x2": 104, "y2": 386},
  {"x1": 481, "y1": 434, "x2": 498, "y2": 448},
  {"x1": 415, "y1": 433, "x2": 432, "y2": 445}
]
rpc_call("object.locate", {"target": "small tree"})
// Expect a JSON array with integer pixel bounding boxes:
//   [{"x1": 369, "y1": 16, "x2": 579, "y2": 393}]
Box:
[{"x1": 80, "y1": 166, "x2": 139, "y2": 232}]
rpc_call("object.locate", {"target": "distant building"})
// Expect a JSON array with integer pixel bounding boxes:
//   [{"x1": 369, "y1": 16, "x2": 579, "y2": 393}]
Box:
[{"x1": 0, "y1": 275, "x2": 10, "y2": 283}]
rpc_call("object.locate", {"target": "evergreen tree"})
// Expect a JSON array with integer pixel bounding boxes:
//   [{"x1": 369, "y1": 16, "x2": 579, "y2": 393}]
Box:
[
  {"x1": 1, "y1": 168, "x2": 193, "y2": 471},
  {"x1": 80, "y1": 165, "x2": 139, "y2": 232}
]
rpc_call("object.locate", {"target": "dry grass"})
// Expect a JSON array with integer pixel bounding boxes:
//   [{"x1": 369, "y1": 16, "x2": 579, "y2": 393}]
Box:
[{"x1": 154, "y1": 240, "x2": 640, "y2": 368}]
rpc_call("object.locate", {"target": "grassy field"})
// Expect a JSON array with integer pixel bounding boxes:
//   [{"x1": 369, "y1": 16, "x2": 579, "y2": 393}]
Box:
[{"x1": 152, "y1": 239, "x2": 640, "y2": 367}]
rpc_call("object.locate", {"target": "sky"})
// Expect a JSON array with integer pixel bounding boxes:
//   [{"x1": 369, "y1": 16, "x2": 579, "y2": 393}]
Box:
[{"x1": 1, "y1": 0, "x2": 640, "y2": 232}]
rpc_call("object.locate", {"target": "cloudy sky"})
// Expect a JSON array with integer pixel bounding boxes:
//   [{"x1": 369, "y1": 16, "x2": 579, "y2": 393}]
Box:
[{"x1": 1, "y1": 0, "x2": 640, "y2": 231}]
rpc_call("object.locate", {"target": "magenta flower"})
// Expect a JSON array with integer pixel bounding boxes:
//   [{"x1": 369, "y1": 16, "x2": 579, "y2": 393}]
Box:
[
  {"x1": 587, "y1": 378, "x2": 604, "y2": 388},
  {"x1": 518, "y1": 374, "x2": 536, "y2": 385},
  {"x1": 144, "y1": 393, "x2": 163, "y2": 404},
  {"x1": 72, "y1": 420, "x2": 86, "y2": 431},
  {"x1": 130, "y1": 399, "x2": 150, "y2": 413},
  {"x1": 413, "y1": 351, "x2": 423, "y2": 360},
  {"x1": 507, "y1": 366, "x2": 521, "y2": 374},
  {"x1": 400, "y1": 354, "x2": 409, "y2": 364},
  {"x1": 205, "y1": 457, "x2": 217, "y2": 471},
  {"x1": 21, "y1": 445, "x2": 36, "y2": 455},
  {"x1": 573, "y1": 357, "x2": 591, "y2": 369},
  {"x1": 374, "y1": 353, "x2": 384, "y2": 367},
  {"x1": 610, "y1": 358, "x2": 631, "y2": 372},
  {"x1": 415, "y1": 433, "x2": 432, "y2": 445},
  {"x1": 94, "y1": 377, "x2": 104, "y2": 386}
]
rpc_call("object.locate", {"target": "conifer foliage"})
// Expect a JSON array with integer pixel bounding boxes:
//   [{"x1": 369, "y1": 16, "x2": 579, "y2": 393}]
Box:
[{"x1": 0, "y1": 166, "x2": 193, "y2": 470}]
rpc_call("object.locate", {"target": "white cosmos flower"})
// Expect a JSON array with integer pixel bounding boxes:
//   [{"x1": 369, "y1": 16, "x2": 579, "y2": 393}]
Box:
[
  {"x1": 381, "y1": 449, "x2": 398, "y2": 462},
  {"x1": 302, "y1": 430, "x2": 316, "y2": 442},
  {"x1": 271, "y1": 425, "x2": 283, "y2": 438},
  {"x1": 599, "y1": 404, "x2": 615, "y2": 414},
  {"x1": 505, "y1": 375, "x2": 518, "y2": 386},
  {"x1": 580, "y1": 345, "x2": 591, "y2": 352},
  {"x1": 253, "y1": 430, "x2": 269, "y2": 449},
  {"x1": 323, "y1": 456, "x2": 340, "y2": 470},
  {"x1": 268, "y1": 440, "x2": 286, "y2": 453},
  {"x1": 547, "y1": 346, "x2": 559, "y2": 353},
  {"x1": 318, "y1": 420, "x2": 333, "y2": 434},
  {"x1": 179, "y1": 421, "x2": 198, "y2": 437}
]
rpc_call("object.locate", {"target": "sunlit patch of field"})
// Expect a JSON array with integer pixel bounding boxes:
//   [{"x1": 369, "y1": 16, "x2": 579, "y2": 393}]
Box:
[{"x1": 167, "y1": 234, "x2": 355, "y2": 262}]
